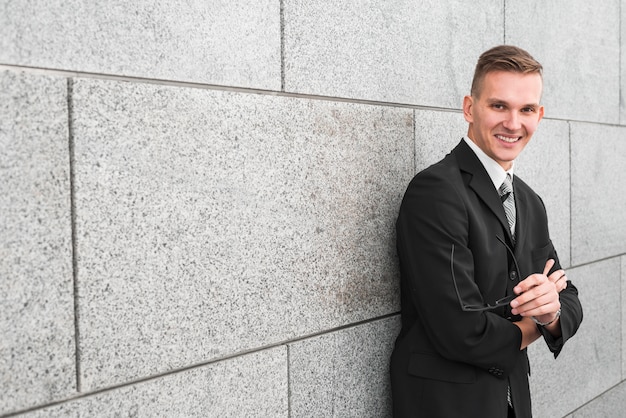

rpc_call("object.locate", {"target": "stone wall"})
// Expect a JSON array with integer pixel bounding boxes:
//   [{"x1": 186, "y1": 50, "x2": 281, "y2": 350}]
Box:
[{"x1": 1, "y1": 1, "x2": 624, "y2": 417}]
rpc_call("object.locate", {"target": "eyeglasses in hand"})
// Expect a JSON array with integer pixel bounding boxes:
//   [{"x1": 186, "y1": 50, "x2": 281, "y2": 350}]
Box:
[{"x1": 450, "y1": 236, "x2": 521, "y2": 312}]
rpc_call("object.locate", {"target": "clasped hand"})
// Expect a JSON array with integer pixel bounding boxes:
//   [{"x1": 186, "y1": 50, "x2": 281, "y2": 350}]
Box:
[{"x1": 510, "y1": 259, "x2": 566, "y2": 324}]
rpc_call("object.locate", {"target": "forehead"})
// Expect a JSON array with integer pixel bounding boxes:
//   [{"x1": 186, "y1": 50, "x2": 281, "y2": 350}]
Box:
[{"x1": 480, "y1": 71, "x2": 543, "y2": 103}]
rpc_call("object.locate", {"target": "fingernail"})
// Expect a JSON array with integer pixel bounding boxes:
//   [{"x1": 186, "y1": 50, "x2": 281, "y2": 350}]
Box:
[{"x1": 510, "y1": 300, "x2": 518, "y2": 308}]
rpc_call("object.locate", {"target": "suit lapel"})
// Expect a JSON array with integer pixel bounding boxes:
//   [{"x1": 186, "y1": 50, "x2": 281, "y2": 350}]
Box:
[{"x1": 452, "y1": 141, "x2": 513, "y2": 242}]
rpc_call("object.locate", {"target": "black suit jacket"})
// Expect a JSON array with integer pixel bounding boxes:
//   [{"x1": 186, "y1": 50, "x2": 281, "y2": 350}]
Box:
[{"x1": 390, "y1": 140, "x2": 583, "y2": 418}]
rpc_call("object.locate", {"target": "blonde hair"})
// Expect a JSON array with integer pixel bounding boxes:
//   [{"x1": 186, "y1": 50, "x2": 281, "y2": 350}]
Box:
[{"x1": 471, "y1": 45, "x2": 543, "y2": 97}]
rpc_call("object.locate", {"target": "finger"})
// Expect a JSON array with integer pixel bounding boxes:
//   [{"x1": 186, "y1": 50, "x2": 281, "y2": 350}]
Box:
[
  {"x1": 511, "y1": 292, "x2": 560, "y2": 316},
  {"x1": 543, "y1": 259, "x2": 555, "y2": 276},
  {"x1": 548, "y1": 269, "x2": 565, "y2": 282},
  {"x1": 515, "y1": 261, "x2": 556, "y2": 294},
  {"x1": 512, "y1": 279, "x2": 557, "y2": 308},
  {"x1": 514, "y1": 273, "x2": 547, "y2": 294},
  {"x1": 514, "y1": 299, "x2": 561, "y2": 318},
  {"x1": 549, "y1": 270, "x2": 568, "y2": 292}
]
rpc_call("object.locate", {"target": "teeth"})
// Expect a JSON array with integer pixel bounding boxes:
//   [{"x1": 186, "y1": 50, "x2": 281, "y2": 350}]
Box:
[{"x1": 496, "y1": 135, "x2": 519, "y2": 143}]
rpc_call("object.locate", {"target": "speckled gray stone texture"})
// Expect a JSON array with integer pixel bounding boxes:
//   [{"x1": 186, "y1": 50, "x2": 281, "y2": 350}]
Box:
[
  {"x1": 570, "y1": 122, "x2": 626, "y2": 265},
  {"x1": 17, "y1": 347, "x2": 287, "y2": 418},
  {"x1": 289, "y1": 316, "x2": 400, "y2": 418},
  {"x1": 515, "y1": 119, "x2": 571, "y2": 268},
  {"x1": 621, "y1": 3, "x2": 626, "y2": 124},
  {"x1": 414, "y1": 108, "x2": 467, "y2": 173},
  {"x1": 0, "y1": 70, "x2": 75, "y2": 414},
  {"x1": 0, "y1": 0, "x2": 281, "y2": 90},
  {"x1": 506, "y1": 0, "x2": 620, "y2": 124},
  {"x1": 284, "y1": 0, "x2": 503, "y2": 107},
  {"x1": 572, "y1": 380, "x2": 626, "y2": 417},
  {"x1": 71, "y1": 78, "x2": 413, "y2": 390},
  {"x1": 623, "y1": 256, "x2": 626, "y2": 380},
  {"x1": 528, "y1": 258, "x2": 620, "y2": 417}
]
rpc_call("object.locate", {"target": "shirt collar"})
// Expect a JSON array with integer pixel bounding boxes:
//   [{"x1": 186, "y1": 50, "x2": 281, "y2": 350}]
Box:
[{"x1": 462, "y1": 136, "x2": 514, "y2": 190}]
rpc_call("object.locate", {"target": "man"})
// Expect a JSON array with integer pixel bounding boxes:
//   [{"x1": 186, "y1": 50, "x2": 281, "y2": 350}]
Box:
[{"x1": 390, "y1": 45, "x2": 583, "y2": 417}]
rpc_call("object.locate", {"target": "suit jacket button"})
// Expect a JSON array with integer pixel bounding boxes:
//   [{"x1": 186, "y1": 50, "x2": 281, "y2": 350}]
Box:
[{"x1": 510, "y1": 271, "x2": 517, "y2": 281}]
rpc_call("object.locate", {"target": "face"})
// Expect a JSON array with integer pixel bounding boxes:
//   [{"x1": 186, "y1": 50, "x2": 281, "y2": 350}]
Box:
[{"x1": 463, "y1": 71, "x2": 544, "y2": 170}]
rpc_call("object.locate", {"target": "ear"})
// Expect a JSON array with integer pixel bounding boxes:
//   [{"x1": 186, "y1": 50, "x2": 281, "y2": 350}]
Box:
[
  {"x1": 538, "y1": 105, "x2": 545, "y2": 122},
  {"x1": 463, "y1": 95, "x2": 474, "y2": 123}
]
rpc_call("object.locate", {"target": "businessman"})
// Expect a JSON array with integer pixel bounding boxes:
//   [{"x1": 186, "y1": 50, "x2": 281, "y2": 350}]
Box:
[{"x1": 390, "y1": 45, "x2": 583, "y2": 417}]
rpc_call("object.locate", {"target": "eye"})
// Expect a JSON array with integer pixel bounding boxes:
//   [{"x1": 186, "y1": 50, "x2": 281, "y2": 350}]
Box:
[
  {"x1": 521, "y1": 107, "x2": 536, "y2": 113},
  {"x1": 491, "y1": 103, "x2": 505, "y2": 110}
]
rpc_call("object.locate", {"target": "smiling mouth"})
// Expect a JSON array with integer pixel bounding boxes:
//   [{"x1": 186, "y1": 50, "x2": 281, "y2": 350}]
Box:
[{"x1": 495, "y1": 134, "x2": 521, "y2": 143}]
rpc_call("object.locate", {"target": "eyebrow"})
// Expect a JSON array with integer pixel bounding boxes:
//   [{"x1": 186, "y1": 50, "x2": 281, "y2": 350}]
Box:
[{"x1": 485, "y1": 98, "x2": 540, "y2": 108}]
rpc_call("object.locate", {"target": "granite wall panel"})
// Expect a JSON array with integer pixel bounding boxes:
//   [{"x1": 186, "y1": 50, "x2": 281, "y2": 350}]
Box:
[
  {"x1": 16, "y1": 347, "x2": 287, "y2": 418},
  {"x1": 289, "y1": 316, "x2": 400, "y2": 417},
  {"x1": 70, "y1": 78, "x2": 413, "y2": 390},
  {"x1": 506, "y1": 0, "x2": 620, "y2": 124},
  {"x1": 414, "y1": 108, "x2": 467, "y2": 173},
  {"x1": 528, "y1": 258, "x2": 621, "y2": 417},
  {"x1": 622, "y1": 0, "x2": 626, "y2": 124},
  {"x1": 1, "y1": 1, "x2": 624, "y2": 416},
  {"x1": 284, "y1": 0, "x2": 503, "y2": 107},
  {"x1": 571, "y1": 122, "x2": 626, "y2": 265},
  {"x1": 0, "y1": 71, "x2": 75, "y2": 414},
  {"x1": 572, "y1": 381, "x2": 626, "y2": 417},
  {"x1": 0, "y1": 0, "x2": 281, "y2": 90}
]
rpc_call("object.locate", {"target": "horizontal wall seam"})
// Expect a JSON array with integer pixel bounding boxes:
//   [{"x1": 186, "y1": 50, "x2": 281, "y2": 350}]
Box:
[
  {"x1": 0, "y1": 63, "x2": 456, "y2": 112},
  {"x1": 0, "y1": 312, "x2": 399, "y2": 418},
  {"x1": 0, "y1": 63, "x2": 621, "y2": 127},
  {"x1": 567, "y1": 253, "x2": 626, "y2": 271},
  {"x1": 567, "y1": 380, "x2": 626, "y2": 416}
]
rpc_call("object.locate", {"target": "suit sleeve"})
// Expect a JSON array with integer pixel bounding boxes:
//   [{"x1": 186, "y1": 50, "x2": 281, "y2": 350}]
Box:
[
  {"x1": 537, "y1": 279, "x2": 582, "y2": 357},
  {"x1": 536, "y1": 201, "x2": 583, "y2": 358},
  {"x1": 397, "y1": 170, "x2": 524, "y2": 376}
]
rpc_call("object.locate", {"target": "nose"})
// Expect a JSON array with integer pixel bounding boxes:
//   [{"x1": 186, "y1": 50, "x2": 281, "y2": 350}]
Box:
[{"x1": 502, "y1": 111, "x2": 521, "y2": 131}]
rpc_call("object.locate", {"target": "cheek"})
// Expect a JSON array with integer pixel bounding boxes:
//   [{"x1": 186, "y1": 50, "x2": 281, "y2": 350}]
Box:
[
  {"x1": 523, "y1": 121, "x2": 540, "y2": 136},
  {"x1": 481, "y1": 114, "x2": 502, "y2": 130}
]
